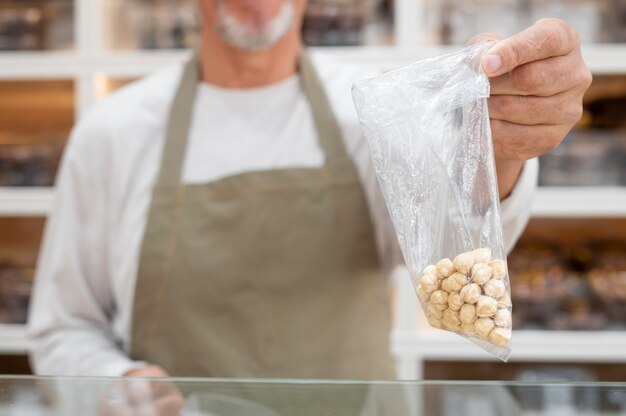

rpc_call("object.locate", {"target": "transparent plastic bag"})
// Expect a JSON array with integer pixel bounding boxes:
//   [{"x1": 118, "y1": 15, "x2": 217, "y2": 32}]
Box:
[{"x1": 352, "y1": 43, "x2": 512, "y2": 360}]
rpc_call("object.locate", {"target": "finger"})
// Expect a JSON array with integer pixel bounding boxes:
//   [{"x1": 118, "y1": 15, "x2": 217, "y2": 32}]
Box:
[
  {"x1": 99, "y1": 383, "x2": 134, "y2": 416},
  {"x1": 98, "y1": 397, "x2": 135, "y2": 416},
  {"x1": 133, "y1": 401, "x2": 159, "y2": 416},
  {"x1": 490, "y1": 119, "x2": 570, "y2": 160},
  {"x1": 482, "y1": 18, "x2": 579, "y2": 77},
  {"x1": 126, "y1": 365, "x2": 170, "y2": 378},
  {"x1": 134, "y1": 394, "x2": 185, "y2": 416},
  {"x1": 155, "y1": 393, "x2": 185, "y2": 416},
  {"x1": 98, "y1": 405, "x2": 135, "y2": 416},
  {"x1": 489, "y1": 54, "x2": 587, "y2": 96},
  {"x1": 141, "y1": 366, "x2": 169, "y2": 378},
  {"x1": 488, "y1": 92, "x2": 583, "y2": 126},
  {"x1": 125, "y1": 380, "x2": 154, "y2": 406},
  {"x1": 466, "y1": 32, "x2": 501, "y2": 46},
  {"x1": 148, "y1": 381, "x2": 182, "y2": 401}
]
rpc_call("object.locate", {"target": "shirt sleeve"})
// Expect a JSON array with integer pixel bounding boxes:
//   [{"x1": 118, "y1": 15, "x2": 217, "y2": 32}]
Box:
[
  {"x1": 27, "y1": 116, "x2": 146, "y2": 377},
  {"x1": 500, "y1": 157, "x2": 539, "y2": 254}
]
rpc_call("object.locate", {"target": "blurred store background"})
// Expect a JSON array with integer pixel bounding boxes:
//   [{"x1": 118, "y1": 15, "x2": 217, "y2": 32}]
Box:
[{"x1": 0, "y1": 0, "x2": 625, "y2": 391}]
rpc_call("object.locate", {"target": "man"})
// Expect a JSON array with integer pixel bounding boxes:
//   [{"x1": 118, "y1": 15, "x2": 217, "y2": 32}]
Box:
[{"x1": 29, "y1": 0, "x2": 590, "y2": 382}]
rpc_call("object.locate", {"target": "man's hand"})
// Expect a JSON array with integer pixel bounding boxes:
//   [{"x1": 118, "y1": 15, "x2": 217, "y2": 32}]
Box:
[
  {"x1": 469, "y1": 18, "x2": 592, "y2": 199},
  {"x1": 124, "y1": 365, "x2": 171, "y2": 378},
  {"x1": 98, "y1": 365, "x2": 185, "y2": 416}
]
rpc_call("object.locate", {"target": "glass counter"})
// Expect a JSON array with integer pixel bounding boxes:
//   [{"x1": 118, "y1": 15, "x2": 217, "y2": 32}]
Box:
[{"x1": 0, "y1": 376, "x2": 625, "y2": 415}]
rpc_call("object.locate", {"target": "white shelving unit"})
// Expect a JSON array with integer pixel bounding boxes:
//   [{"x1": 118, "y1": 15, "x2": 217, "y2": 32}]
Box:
[
  {"x1": 3, "y1": 45, "x2": 626, "y2": 86},
  {"x1": 1, "y1": 0, "x2": 626, "y2": 379},
  {"x1": 533, "y1": 187, "x2": 626, "y2": 218},
  {"x1": 0, "y1": 325, "x2": 31, "y2": 355},
  {"x1": 392, "y1": 329, "x2": 626, "y2": 379},
  {"x1": 0, "y1": 188, "x2": 55, "y2": 217},
  {"x1": 4, "y1": 186, "x2": 626, "y2": 218}
]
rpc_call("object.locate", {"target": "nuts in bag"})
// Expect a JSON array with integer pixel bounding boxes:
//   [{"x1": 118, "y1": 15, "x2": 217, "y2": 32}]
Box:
[{"x1": 352, "y1": 43, "x2": 512, "y2": 360}]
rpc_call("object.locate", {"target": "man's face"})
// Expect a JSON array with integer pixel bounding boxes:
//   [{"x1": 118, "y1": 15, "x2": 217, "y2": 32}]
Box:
[{"x1": 198, "y1": 0, "x2": 307, "y2": 51}]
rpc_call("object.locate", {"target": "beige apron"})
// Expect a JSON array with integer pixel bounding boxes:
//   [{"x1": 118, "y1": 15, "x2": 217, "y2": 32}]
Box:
[{"x1": 130, "y1": 50, "x2": 394, "y2": 380}]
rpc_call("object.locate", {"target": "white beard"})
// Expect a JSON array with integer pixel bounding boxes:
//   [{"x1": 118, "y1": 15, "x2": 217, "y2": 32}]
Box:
[{"x1": 216, "y1": 0, "x2": 295, "y2": 51}]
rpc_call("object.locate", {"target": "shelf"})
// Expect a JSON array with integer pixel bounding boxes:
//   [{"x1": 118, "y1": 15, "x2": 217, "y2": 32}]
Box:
[
  {"x1": 532, "y1": 187, "x2": 626, "y2": 218},
  {"x1": 0, "y1": 324, "x2": 30, "y2": 354},
  {"x1": 581, "y1": 44, "x2": 626, "y2": 74},
  {"x1": 2, "y1": 186, "x2": 624, "y2": 218},
  {"x1": 0, "y1": 323, "x2": 623, "y2": 361},
  {"x1": 0, "y1": 52, "x2": 79, "y2": 79},
  {"x1": 0, "y1": 188, "x2": 54, "y2": 217},
  {"x1": 0, "y1": 44, "x2": 626, "y2": 79},
  {"x1": 312, "y1": 44, "x2": 626, "y2": 75},
  {"x1": 392, "y1": 329, "x2": 626, "y2": 363}
]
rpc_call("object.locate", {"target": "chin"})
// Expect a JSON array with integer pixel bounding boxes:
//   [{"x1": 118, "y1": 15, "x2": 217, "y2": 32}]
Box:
[{"x1": 216, "y1": 0, "x2": 298, "y2": 51}]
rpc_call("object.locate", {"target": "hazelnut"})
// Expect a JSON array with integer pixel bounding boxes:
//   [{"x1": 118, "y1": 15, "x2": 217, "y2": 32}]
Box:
[
  {"x1": 448, "y1": 291, "x2": 463, "y2": 311},
  {"x1": 443, "y1": 308, "x2": 462, "y2": 329},
  {"x1": 490, "y1": 259, "x2": 507, "y2": 280},
  {"x1": 472, "y1": 248, "x2": 492, "y2": 264},
  {"x1": 483, "y1": 279, "x2": 506, "y2": 299},
  {"x1": 420, "y1": 273, "x2": 440, "y2": 294},
  {"x1": 470, "y1": 263, "x2": 492, "y2": 285},
  {"x1": 436, "y1": 258, "x2": 455, "y2": 278},
  {"x1": 494, "y1": 308, "x2": 512, "y2": 328},
  {"x1": 497, "y1": 294, "x2": 512, "y2": 309},
  {"x1": 461, "y1": 323, "x2": 476, "y2": 335},
  {"x1": 441, "y1": 277, "x2": 455, "y2": 293},
  {"x1": 429, "y1": 290, "x2": 449, "y2": 310},
  {"x1": 460, "y1": 283, "x2": 481, "y2": 304},
  {"x1": 453, "y1": 252, "x2": 475, "y2": 274},
  {"x1": 427, "y1": 302, "x2": 444, "y2": 320},
  {"x1": 476, "y1": 295, "x2": 498, "y2": 317},
  {"x1": 475, "y1": 317, "x2": 495, "y2": 337},
  {"x1": 489, "y1": 327, "x2": 512, "y2": 346},
  {"x1": 451, "y1": 272, "x2": 468, "y2": 287},
  {"x1": 429, "y1": 317, "x2": 444, "y2": 329},
  {"x1": 442, "y1": 273, "x2": 466, "y2": 292},
  {"x1": 459, "y1": 303, "x2": 477, "y2": 324},
  {"x1": 422, "y1": 265, "x2": 437, "y2": 276}
]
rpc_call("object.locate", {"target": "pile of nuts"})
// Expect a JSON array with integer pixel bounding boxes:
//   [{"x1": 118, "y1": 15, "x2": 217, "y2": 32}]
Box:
[{"x1": 417, "y1": 248, "x2": 512, "y2": 347}]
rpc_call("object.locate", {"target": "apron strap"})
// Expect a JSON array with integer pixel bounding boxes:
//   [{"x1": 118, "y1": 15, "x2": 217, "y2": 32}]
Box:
[
  {"x1": 299, "y1": 49, "x2": 350, "y2": 165},
  {"x1": 157, "y1": 49, "x2": 350, "y2": 187},
  {"x1": 157, "y1": 53, "x2": 199, "y2": 187}
]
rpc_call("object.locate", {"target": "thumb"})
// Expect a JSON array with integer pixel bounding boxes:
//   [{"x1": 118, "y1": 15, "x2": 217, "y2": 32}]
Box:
[
  {"x1": 480, "y1": 18, "x2": 577, "y2": 77},
  {"x1": 465, "y1": 33, "x2": 502, "y2": 77}
]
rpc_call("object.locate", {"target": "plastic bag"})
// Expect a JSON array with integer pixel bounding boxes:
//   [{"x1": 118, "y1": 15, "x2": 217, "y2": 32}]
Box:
[{"x1": 352, "y1": 43, "x2": 512, "y2": 361}]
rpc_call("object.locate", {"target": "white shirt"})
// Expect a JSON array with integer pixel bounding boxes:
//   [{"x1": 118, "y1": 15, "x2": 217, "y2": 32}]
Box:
[{"x1": 27, "y1": 53, "x2": 538, "y2": 377}]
